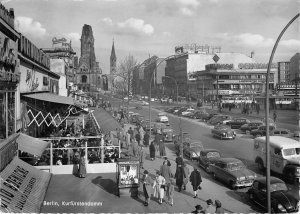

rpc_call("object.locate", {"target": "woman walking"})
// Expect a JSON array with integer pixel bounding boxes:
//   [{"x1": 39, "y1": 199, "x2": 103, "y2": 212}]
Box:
[
  {"x1": 166, "y1": 178, "x2": 175, "y2": 206},
  {"x1": 183, "y1": 162, "x2": 190, "y2": 190},
  {"x1": 153, "y1": 171, "x2": 166, "y2": 204},
  {"x1": 149, "y1": 141, "x2": 156, "y2": 161},
  {"x1": 78, "y1": 151, "x2": 87, "y2": 178},
  {"x1": 141, "y1": 170, "x2": 152, "y2": 206}
]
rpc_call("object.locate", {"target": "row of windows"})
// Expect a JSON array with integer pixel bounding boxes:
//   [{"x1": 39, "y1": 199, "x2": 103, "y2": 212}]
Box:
[
  {"x1": 218, "y1": 84, "x2": 264, "y2": 90},
  {"x1": 217, "y1": 74, "x2": 274, "y2": 80}
]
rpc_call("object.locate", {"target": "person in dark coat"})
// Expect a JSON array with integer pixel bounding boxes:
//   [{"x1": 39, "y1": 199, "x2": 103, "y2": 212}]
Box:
[
  {"x1": 78, "y1": 151, "x2": 87, "y2": 178},
  {"x1": 175, "y1": 163, "x2": 185, "y2": 192},
  {"x1": 158, "y1": 139, "x2": 166, "y2": 157},
  {"x1": 189, "y1": 167, "x2": 202, "y2": 198},
  {"x1": 215, "y1": 200, "x2": 224, "y2": 214},
  {"x1": 149, "y1": 141, "x2": 156, "y2": 161},
  {"x1": 160, "y1": 160, "x2": 173, "y2": 184},
  {"x1": 191, "y1": 204, "x2": 204, "y2": 213},
  {"x1": 135, "y1": 132, "x2": 141, "y2": 146},
  {"x1": 144, "y1": 131, "x2": 150, "y2": 147},
  {"x1": 141, "y1": 170, "x2": 152, "y2": 206},
  {"x1": 154, "y1": 131, "x2": 163, "y2": 152}
]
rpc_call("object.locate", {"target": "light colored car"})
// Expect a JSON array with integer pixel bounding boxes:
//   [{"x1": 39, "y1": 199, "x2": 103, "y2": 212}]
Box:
[
  {"x1": 157, "y1": 113, "x2": 169, "y2": 123},
  {"x1": 141, "y1": 101, "x2": 149, "y2": 106},
  {"x1": 181, "y1": 109, "x2": 195, "y2": 116},
  {"x1": 183, "y1": 141, "x2": 204, "y2": 160}
]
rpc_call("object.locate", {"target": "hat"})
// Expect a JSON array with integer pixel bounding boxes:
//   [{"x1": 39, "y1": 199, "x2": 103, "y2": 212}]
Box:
[
  {"x1": 195, "y1": 205, "x2": 202, "y2": 210},
  {"x1": 144, "y1": 170, "x2": 149, "y2": 174},
  {"x1": 206, "y1": 199, "x2": 213, "y2": 205}
]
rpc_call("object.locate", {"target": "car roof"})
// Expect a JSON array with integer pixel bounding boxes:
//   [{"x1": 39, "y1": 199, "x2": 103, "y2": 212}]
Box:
[
  {"x1": 274, "y1": 128, "x2": 290, "y2": 131},
  {"x1": 255, "y1": 176, "x2": 285, "y2": 185},
  {"x1": 201, "y1": 149, "x2": 220, "y2": 153},
  {"x1": 217, "y1": 157, "x2": 242, "y2": 163},
  {"x1": 255, "y1": 136, "x2": 300, "y2": 148},
  {"x1": 250, "y1": 120, "x2": 264, "y2": 124}
]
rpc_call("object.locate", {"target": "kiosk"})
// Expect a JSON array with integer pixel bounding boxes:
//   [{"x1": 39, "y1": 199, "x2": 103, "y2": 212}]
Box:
[{"x1": 116, "y1": 158, "x2": 140, "y2": 197}]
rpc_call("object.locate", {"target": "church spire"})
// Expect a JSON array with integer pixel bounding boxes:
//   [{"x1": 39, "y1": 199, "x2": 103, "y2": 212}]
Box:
[{"x1": 110, "y1": 38, "x2": 117, "y2": 75}]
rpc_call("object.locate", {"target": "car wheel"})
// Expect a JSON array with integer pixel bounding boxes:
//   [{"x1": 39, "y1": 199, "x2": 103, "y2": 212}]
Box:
[{"x1": 257, "y1": 159, "x2": 265, "y2": 171}]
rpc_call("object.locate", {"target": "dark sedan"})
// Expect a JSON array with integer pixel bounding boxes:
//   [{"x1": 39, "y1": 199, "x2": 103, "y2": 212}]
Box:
[
  {"x1": 198, "y1": 149, "x2": 221, "y2": 172},
  {"x1": 226, "y1": 118, "x2": 250, "y2": 129},
  {"x1": 199, "y1": 112, "x2": 220, "y2": 122},
  {"x1": 208, "y1": 115, "x2": 232, "y2": 126},
  {"x1": 240, "y1": 121, "x2": 264, "y2": 134},
  {"x1": 250, "y1": 125, "x2": 276, "y2": 138},
  {"x1": 211, "y1": 124, "x2": 236, "y2": 140},
  {"x1": 247, "y1": 176, "x2": 299, "y2": 213},
  {"x1": 209, "y1": 157, "x2": 257, "y2": 189},
  {"x1": 189, "y1": 110, "x2": 208, "y2": 119}
]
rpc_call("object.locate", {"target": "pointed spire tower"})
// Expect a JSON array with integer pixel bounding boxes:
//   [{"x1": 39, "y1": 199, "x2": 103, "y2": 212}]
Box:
[{"x1": 110, "y1": 38, "x2": 117, "y2": 75}]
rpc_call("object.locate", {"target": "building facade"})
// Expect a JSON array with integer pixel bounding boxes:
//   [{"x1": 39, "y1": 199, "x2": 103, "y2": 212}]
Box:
[
  {"x1": 76, "y1": 24, "x2": 102, "y2": 99},
  {"x1": 277, "y1": 61, "x2": 290, "y2": 83},
  {"x1": 289, "y1": 53, "x2": 300, "y2": 81}
]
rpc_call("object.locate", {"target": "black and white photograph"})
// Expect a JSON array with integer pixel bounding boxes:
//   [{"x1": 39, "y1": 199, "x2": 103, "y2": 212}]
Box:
[{"x1": 0, "y1": 0, "x2": 299, "y2": 213}]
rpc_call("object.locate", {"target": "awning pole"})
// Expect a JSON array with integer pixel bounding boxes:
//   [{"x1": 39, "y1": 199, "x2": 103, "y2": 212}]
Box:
[{"x1": 50, "y1": 142, "x2": 53, "y2": 173}]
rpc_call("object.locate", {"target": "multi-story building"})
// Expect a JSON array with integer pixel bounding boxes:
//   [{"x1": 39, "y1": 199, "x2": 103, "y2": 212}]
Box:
[
  {"x1": 76, "y1": 24, "x2": 102, "y2": 99},
  {"x1": 277, "y1": 61, "x2": 290, "y2": 83},
  {"x1": 289, "y1": 53, "x2": 300, "y2": 81},
  {"x1": 164, "y1": 52, "x2": 256, "y2": 101}
]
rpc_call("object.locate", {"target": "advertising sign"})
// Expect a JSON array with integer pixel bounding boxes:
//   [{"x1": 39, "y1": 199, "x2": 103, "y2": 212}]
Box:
[{"x1": 0, "y1": 157, "x2": 51, "y2": 213}]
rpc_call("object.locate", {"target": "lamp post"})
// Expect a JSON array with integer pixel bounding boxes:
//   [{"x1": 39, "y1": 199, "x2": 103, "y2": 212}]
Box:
[
  {"x1": 265, "y1": 13, "x2": 299, "y2": 213},
  {"x1": 149, "y1": 55, "x2": 175, "y2": 137},
  {"x1": 164, "y1": 75, "x2": 178, "y2": 104}
]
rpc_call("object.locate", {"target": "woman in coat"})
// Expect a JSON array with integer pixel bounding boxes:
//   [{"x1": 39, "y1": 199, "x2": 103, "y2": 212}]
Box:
[
  {"x1": 189, "y1": 167, "x2": 202, "y2": 198},
  {"x1": 175, "y1": 165, "x2": 185, "y2": 192},
  {"x1": 153, "y1": 171, "x2": 166, "y2": 204},
  {"x1": 149, "y1": 141, "x2": 156, "y2": 161},
  {"x1": 78, "y1": 151, "x2": 87, "y2": 178},
  {"x1": 141, "y1": 170, "x2": 152, "y2": 206},
  {"x1": 183, "y1": 162, "x2": 190, "y2": 190}
]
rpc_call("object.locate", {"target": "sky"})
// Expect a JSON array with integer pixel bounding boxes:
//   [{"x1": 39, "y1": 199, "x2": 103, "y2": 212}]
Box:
[{"x1": 2, "y1": 0, "x2": 299, "y2": 74}]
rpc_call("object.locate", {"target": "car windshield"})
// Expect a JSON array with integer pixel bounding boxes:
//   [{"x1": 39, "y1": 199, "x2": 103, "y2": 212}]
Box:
[
  {"x1": 270, "y1": 182, "x2": 288, "y2": 192},
  {"x1": 283, "y1": 148, "x2": 300, "y2": 156},
  {"x1": 227, "y1": 162, "x2": 245, "y2": 171},
  {"x1": 207, "y1": 152, "x2": 221, "y2": 159}
]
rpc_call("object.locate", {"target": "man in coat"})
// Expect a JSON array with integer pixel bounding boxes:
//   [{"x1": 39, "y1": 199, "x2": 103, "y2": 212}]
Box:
[
  {"x1": 189, "y1": 167, "x2": 202, "y2": 198},
  {"x1": 141, "y1": 170, "x2": 152, "y2": 206},
  {"x1": 160, "y1": 160, "x2": 173, "y2": 184}
]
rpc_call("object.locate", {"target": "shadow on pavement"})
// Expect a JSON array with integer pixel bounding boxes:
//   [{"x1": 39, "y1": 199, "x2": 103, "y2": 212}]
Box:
[{"x1": 92, "y1": 176, "x2": 117, "y2": 195}]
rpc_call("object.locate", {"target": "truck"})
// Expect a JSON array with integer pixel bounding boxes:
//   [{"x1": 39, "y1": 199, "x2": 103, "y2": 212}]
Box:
[{"x1": 253, "y1": 136, "x2": 300, "y2": 184}]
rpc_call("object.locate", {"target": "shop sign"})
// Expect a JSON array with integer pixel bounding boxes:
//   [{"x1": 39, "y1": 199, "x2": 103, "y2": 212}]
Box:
[
  {"x1": 206, "y1": 64, "x2": 234, "y2": 70},
  {"x1": 0, "y1": 32, "x2": 20, "y2": 82},
  {"x1": 238, "y1": 63, "x2": 277, "y2": 70},
  {"x1": 0, "y1": 157, "x2": 51, "y2": 213}
]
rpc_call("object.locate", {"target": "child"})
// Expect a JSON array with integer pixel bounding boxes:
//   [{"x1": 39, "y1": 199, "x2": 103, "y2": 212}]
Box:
[{"x1": 167, "y1": 178, "x2": 175, "y2": 206}]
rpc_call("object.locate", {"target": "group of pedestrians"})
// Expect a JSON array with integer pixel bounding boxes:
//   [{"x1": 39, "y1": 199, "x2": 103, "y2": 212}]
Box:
[{"x1": 192, "y1": 199, "x2": 224, "y2": 214}]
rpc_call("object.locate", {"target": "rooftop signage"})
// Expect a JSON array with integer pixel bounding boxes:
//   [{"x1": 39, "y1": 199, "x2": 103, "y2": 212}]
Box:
[
  {"x1": 238, "y1": 63, "x2": 277, "y2": 69},
  {"x1": 0, "y1": 3, "x2": 15, "y2": 29},
  {"x1": 205, "y1": 64, "x2": 234, "y2": 70}
]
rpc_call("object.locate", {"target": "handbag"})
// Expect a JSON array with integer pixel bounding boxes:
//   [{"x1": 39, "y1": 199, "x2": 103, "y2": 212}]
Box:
[{"x1": 160, "y1": 184, "x2": 165, "y2": 189}]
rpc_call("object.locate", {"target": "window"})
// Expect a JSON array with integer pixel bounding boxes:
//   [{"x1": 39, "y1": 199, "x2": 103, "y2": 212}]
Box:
[{"x1": 82, "y1": 75, "x2": 87, "y2": 83}]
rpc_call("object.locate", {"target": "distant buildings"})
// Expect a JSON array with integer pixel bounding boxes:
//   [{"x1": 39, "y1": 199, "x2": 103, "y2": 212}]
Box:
[{"x1": 289, "y1": 53, "x2": 300, "y2": 81}]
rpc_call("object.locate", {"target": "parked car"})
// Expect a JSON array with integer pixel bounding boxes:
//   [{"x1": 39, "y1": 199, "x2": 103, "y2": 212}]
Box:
[
  {"x1": 211, "y1": 124, "x2": 236, "y2": 140},
  {"x1": 247, "y1": 176, "x2": 299, "y2": 213},
  {"x1": 240, "y1": 121, "x2": 264, "y2": 134},
  {"x1": 166, "y1": 106, "x2": 180, "y2": 114},
  {"x1": 175, "y1": 107, "x2": 188, "y2": 116},
  {"x1": 226, "y1": 118, "x2": 250, "y2": 129},
  {"x1": 181, "y1": 109, "x2": 195, "y2": 117},
  {"x1": 162, "y1": 128, "x2": 175, "y2": 143},
  {"x1": 183, "y1": 141, "x2": 204, "y2": 160},
  {"x1": 272, "y1": 128, "x2": 293, "y2": 138},
  {"x1": 189, "y1": 110, "x2": 207, "y2": 119},
  {"x1": 209, "y1": 157, "x2": 257, "y2": 189},
  {"x1": 200, "y1": 112, "x2": 220, "y2": 122},
  {"x1": 250, "y1": 125, "x2": 276, "y2": 138},
  {"x1": 140, "y1": 100, "x2": 149, "y2": 106},
  {"x1": 198, "y1": 149, "x2": 222, "y2": 172},
  {"x1": 208, "y1": 115, "x2": 232, "y2": 126}
]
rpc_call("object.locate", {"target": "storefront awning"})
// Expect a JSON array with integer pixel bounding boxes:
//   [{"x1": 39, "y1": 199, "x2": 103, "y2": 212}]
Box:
[
  {"x1": 17, "y1": 133, "x2": 50, "y2": 156},
  {"x1": 23, "y1": 92, "x2": 74, "y2": 105}
]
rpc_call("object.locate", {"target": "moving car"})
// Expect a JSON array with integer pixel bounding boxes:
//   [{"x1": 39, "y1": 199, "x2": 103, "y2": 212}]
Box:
[
  {"x1": 211, "y1": 124, "x2": 236, "y2": 140},
  {"x1": 247, "y1": 176, "x2": 299, "y2": 213},
  {"x1": 209, "y1": 157, "x2": 257, "y2": 189},
  {"x1": 162, "y1": 128, "x2": 175, "y2": 143},
  {"x1": 240, "y1": 121, "x2": 264, "y2": 134},
  {"x1": 183, "y1": 141, "x2": 204, "y2": 160},
  {"x1": 157, "y1": 112, "x2": 169, "y2": 123},
  {"x1": 250, "y1": 125, "x2": 276, "y2": 138},
  {"x1": 207, "y1": 115, "x2": 232, "y2": 126},
  {"x1": 226, "y1": 118, "x2": 250, "y2": 129},
  {"x1": 198, "y1": 149, "x2": 222, "y2": 172}
]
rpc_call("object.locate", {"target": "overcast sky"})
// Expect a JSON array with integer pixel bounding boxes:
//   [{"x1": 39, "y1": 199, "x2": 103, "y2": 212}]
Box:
[{"x1": 2, "y1": 0, "x2": 299, "y2": 73}]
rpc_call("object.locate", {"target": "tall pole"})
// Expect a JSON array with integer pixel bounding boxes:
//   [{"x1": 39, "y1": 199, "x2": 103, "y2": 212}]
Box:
[
  {"x1": 165, "y1": 75, "x2": 178, "y2": 105},
  {"x1": 265, "y1": 13, "x2": 299, "y2": 213}
]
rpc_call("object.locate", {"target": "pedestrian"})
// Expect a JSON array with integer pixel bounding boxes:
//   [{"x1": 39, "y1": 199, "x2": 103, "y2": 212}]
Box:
[
  {"x1": 163, "y1": 157, "x2": 171, "y2": 167},
  {"x1": 78, "y1": 151, "x2": 86, "y2": 178},
  {"x1": 160, "y1": 159, "x2": 173, "y2": 184},
  {"x1": 191, "y1": 204, "x2": 204, "y2": 214},
  {"x1": 158, "y1": 138, "x2": 166, "y2": 157},
  {"x1": 149, "y1": 141, "x2": 156, "y2": 161},
  {"x1": 141, "y1": 170, "x2": 152, "y2": 206},
  {"x1": 183, "y1": 162, "x2": 190, "y2": 190},
  {"x1": 189, "y1": 167, "x2": 202, "y2": 198},
  {"x1": 135, "y1": 132, "x2": 141, "y2": 146},
  {"x1": 128, "y1": 127, "x2": 134, "y2": 140},
  {"x1": 154, "y1": 130, "x2": 163, "y2": 153},
  {"x1": 139, "y1": 125, "x2": 145, "y2": 146},
  {"x1": 215, "y1": 200, "x2": 225, "y2": 214},
  {"x1": 153, "y1": 170, "x2": 166, "y2": 204},
  {"x1": 132, "y1": 139, "x2": 139, "y2": 157},
  {"x1": 175, "y1": 163, "x2": 185, "y2": 192},
  {"x1": 273, "y1": 110, "x2": 277, "y2": 123},
  {"x1": 144, "y1": 131, "x2": 150, "y2": 147},
  {"x1": 175, "y1": 153, "x2": 184, "y2": 168},
  {"x1": 139, "y1": 146, "x2": 145, "y2": 169},
  {"x1": 166, "y1": 178, "x2": 175, "y2": 206},
  {"x1": 203, "y1": 199, "x2": 215, "y2": 214}
]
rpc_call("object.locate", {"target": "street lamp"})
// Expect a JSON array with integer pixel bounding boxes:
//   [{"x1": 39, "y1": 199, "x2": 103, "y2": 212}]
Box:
[
  {"x1": 148, "y1": 55, "x2": 175, "y2": 137},
  {"x1": 264, "y1": 13, "x2": 299, "y2": 213},
  {"x1": 164, "y1": 75, "x2": 178, "y2": 104}
]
